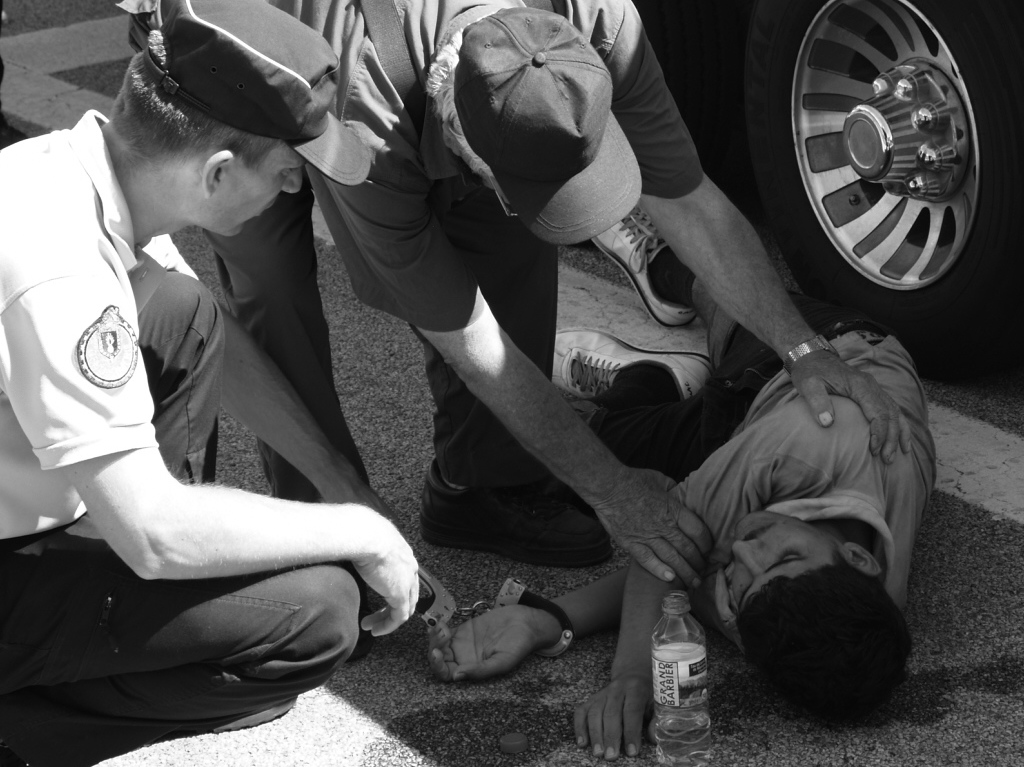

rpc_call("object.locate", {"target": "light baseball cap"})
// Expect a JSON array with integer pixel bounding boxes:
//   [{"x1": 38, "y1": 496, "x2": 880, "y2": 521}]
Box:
[{"x1": 454, "y1": 7, "x2": 641, "y2": 244}]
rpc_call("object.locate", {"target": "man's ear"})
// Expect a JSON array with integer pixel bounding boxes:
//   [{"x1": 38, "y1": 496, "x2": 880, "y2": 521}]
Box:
[
  {"x1": 201, "y1": 150, "x2": 237, "y2": 197},
  {"x1": 839, "y1": 542, "x2": 882, "y2": 577}
]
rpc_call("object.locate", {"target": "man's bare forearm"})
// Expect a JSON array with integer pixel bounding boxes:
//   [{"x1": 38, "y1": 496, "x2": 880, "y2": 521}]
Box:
[
  {"x1": 611, "y1": 560, "x2": 678, "y2": 679},
  {"x1": 420, "y1": 314, "x2": 628, "y2": 506},
  {"x1": 420, "y1": 302, "x2": 713, "y2": 584},
  {"x1": 642, "y1": 182, "x2": 813, "y2": 357},
  {"x1": 64, "y1": 446, "x2": 409, "y2": 581}
]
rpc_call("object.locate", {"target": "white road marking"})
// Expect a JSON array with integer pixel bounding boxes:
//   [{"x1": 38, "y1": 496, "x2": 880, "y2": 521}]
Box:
[
  {"x1": 929, "y1": 405, "x2": 1024, "y2": 524},
  {"x1": 2, "y1": 16, "x2": 133, "y2": 74},
  {"x1": 6, "y1": 16, "x2": 1022, "y2": 526}
]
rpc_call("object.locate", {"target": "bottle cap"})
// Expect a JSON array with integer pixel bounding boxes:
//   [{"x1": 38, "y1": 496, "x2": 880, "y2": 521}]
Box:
[{"x1": 499, "y1": 732, "x2": 529, "y2": 754}]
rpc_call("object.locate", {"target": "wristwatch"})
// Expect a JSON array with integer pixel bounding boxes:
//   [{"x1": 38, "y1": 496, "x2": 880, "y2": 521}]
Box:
[
  {"x1": 783, "y1": 334, "x2": 838, "y2": 375},
  {"x1": 495, "y1": 578, "x2": 575, "y2": 657}
]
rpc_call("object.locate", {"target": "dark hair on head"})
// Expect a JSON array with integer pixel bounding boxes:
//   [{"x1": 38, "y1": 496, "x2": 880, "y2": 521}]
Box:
[
  {"x1": 737, "y1": 560, "x2": 911, "y2": 720},
  {"x1": 111, "y1": 30, "x2": 283, "y2": 171}
]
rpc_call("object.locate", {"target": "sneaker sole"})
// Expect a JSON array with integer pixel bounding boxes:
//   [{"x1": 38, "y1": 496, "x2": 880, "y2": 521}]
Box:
[
  {"x1": 420, "y1": 517, "x2": 612, "y2": 568},
  {"x1": 556, "y1": 327, "x2": 712, "y2": 400},
  {"x1": 591, "y1": 239, "x2": 696, "y2": 327}
]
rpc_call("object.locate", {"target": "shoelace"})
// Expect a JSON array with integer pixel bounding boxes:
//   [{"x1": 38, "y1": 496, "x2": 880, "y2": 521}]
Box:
[
  {"x1": 618, "y1": 205, "x2": 668, "y2": 273},
  {"x1": 569, "y1": 354, "x2": 619, "y2": 396}
]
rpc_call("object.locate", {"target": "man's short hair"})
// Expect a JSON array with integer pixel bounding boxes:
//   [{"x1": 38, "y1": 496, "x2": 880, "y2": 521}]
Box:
[
  {"x1": 737, "y1": 559, "x2": 911, "y2": 720},
  {"x1": 425, "y1": 15, "x2": 498, "y2": 183},
  {"x1": 112, "y1": 30, "x2": 283, "y2": 171}
]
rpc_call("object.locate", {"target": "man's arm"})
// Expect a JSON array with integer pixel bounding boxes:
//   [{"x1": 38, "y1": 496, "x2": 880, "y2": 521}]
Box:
[
  {"x1": 641, "y1": 180, "x2": 910, "y2": 463},
  {"x1": 219, "y1": 312, "x2": 392, "y2": 514},
  {"x1": 574, "y1": 560, "x2": 674, "y2": 761},
  {"x1": 60, "y1": 446, "x2": 419, "y2": 635},
  {"x1": 427, "y1": 568, "x2": 627, "y2": 682},
  {"x1": 418, "y1": 298, "x2": 713, "y2": 585}
]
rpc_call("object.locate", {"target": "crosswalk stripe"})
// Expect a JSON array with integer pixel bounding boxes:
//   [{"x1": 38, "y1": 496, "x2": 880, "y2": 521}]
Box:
[
  {"x1": 2, "y1": 16, "x2": 132, "y2": 74},
  {"x1": 5, "y1": 15, "x2": 1021, "y2": 527}
]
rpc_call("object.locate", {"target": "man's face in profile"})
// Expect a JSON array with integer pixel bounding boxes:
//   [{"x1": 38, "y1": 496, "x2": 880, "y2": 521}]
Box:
[
  {"x1": 723, "y1": 511, "x2": 842, "y2": 614},
  {"x1": 204, "y1": 145, "x2": 306, "y2": 236}
]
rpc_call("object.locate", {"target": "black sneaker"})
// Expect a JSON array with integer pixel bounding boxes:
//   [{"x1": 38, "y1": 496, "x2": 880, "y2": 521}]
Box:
[
  {"x1": 420, "y1": 461, "x2": 611, "y2": 567},
  {"x1": 0, "y1": 741, "x2": 28, "y2": 767}
]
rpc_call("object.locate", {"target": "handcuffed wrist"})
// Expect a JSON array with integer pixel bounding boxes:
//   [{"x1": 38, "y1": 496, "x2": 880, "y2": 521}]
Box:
[{"x1": 496, "y1": 578, "x2": 575, "y2": 657}]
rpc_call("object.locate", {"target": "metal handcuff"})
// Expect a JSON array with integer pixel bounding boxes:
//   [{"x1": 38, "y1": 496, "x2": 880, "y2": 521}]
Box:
[{"x1": 416, "y1": 569, "x2": 575, "y2": 657}]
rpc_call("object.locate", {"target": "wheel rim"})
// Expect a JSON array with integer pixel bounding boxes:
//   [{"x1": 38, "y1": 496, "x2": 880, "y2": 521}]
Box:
[{"x1": 792, "y1": 0, "x2": 979, "y2": 290}]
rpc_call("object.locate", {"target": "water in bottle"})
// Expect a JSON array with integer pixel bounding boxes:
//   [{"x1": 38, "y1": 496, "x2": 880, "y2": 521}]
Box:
[{"x1": 651, "y1": 591, "x2": 710, "y2": 766}]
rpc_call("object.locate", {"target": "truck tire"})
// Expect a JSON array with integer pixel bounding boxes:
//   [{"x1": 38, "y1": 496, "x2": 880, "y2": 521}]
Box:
[
  {"x1": 745, "y1": 0, "x2": 1024, "y2": 377},
  {"x1": 633, "y1": 0, "x2": 746, "y2": 175}
]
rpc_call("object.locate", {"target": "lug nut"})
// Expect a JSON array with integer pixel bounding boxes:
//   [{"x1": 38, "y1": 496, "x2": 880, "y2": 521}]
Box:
[
  {"x1": 918, "y1": 142, "x2": 957, "y2": 170},
  {"x1": 907, "y1": 172, "x2": 942, "y2": 197},
  {"x1": 912, "y1": 106, "x2": 935, "y2": 130},
  {"x1": 895, "y1": 78, "x2": 916, "y2": 101}
]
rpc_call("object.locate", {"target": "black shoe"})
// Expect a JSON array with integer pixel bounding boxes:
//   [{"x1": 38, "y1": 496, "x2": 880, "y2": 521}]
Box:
[
  {"x1": 0, "y1": 741, "x2": 28, "y2": 767},
  {"x1": 420, "y1": 461, "x2": 611, "y2": 567},
  {"x1": 0, "y1": 117, "x2": 27, "y2": 150},
  {"x1": 211, "y1": 697, "x2": 297, "y2": 734}
]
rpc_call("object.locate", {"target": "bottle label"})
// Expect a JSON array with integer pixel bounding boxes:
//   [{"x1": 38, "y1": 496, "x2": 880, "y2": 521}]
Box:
[{"x1": 652, "y1": 653, "x2": 708, "y2": 707}]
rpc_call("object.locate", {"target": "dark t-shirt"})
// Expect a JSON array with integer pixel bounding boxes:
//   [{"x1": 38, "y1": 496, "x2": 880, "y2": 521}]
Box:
[{"x1": 276, "y1": 0, "x2": 704, "y2": 330}]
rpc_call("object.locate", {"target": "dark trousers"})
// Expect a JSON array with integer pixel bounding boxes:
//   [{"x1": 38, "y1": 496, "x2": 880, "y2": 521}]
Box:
[
  {"x1": 589, "y1": 294, "x2": 891, "y2": 482},
  {"x1": 207, "y1": 175, "x2": 558, "y2": 496},
  {"x1": 419, "y1": 186, "x2": 557, "y2": 487},
  {"x1": 209, "y1": 180, "x2": 369, "y2": 502},
  {"x1": 0, "y1": 275, "x2": 362, "y2": 766}
]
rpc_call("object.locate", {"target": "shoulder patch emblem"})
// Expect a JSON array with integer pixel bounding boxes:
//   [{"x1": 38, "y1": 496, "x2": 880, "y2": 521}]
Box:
[{"x1": 77, "y1": 306, "x2": 139, "y2": 388}]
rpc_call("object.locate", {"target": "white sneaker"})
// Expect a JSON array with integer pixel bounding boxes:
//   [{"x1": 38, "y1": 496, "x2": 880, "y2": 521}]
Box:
[
  {"x1": 592, "y1": 205, "x2": 696, "y2": 327},
  {"x1": 553, "y1": 328, "x2": 711, "y2": 400}
]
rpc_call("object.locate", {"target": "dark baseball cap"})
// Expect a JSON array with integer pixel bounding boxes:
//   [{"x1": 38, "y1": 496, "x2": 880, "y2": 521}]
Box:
[
  {"x1": 144, "y1": 0, "x2": 370, "y2": 185},
  {"x1": 454, "y1": 8, "x2": 641, "y2": 245}
]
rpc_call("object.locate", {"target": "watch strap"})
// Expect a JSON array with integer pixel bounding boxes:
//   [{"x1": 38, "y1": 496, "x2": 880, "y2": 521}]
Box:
[
  {"x1": 495, "y1": 578, "x2": 574, "y2": 657},
  {"x1": 783, "y1": 333, "x2": 838, "y2": 374}
]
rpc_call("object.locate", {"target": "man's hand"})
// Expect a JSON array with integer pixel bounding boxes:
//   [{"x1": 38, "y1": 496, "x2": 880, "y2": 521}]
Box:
[
  {"x1": 427, "y1": 604, "x2": 558, "y2": 681},
  {"x1": 574, "y1": 674, "x2": 652, "y2": 761},
  {"x1": 352, "y1": 519, "x2": 420, "y2": 637},
  {"x1": 592, "y1": 467, "x2": 713, "y2": 586},
  {"x1": 789, "y1": 349, "x2": 911, "y2": 462}
]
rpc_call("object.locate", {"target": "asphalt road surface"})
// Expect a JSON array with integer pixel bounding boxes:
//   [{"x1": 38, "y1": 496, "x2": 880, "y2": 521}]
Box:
[{"x1": 2, "y1": 5, "x2": 1023, "y2": 766}]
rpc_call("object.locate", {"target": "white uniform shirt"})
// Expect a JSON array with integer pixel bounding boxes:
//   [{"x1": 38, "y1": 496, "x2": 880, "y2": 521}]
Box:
[{"x1": 0, "y1": 111, "x2": 182, "y2": 539}]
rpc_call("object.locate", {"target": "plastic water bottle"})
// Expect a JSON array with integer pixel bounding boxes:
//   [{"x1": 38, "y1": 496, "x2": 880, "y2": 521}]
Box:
[{"x1": 651, "y1": 591, "x2": 710, "y2": 766}]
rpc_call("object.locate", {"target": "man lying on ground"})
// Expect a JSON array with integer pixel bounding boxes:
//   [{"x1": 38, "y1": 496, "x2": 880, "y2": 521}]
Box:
[{"x1": 427, "y1": 269, "x2": 935, "y2": 760}]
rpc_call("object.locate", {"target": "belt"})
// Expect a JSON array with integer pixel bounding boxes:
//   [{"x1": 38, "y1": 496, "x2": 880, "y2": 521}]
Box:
[{"x1": 824, "y1": 319, "x2": 890, "y2": 346}]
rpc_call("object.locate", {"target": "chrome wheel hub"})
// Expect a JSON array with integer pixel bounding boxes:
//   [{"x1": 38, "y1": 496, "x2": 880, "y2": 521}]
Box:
[
  {"x1": 792, "y1": 0, "x2": 979, "y2": 289},
  {"x1": 843, "y1": 61, "x2": 970, "y2": 201}
]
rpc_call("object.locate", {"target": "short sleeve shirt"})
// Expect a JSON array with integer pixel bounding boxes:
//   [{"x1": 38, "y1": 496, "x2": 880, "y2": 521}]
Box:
[
  {"x1": 275, "y1": 0, "x2": 703, "y2": 330},
  {"x1": 0, "y1": 112, "x2": 158, "y2": 539},
  {"x1": 678, "y1": 333, "x2": 936, "y2": 646}
]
